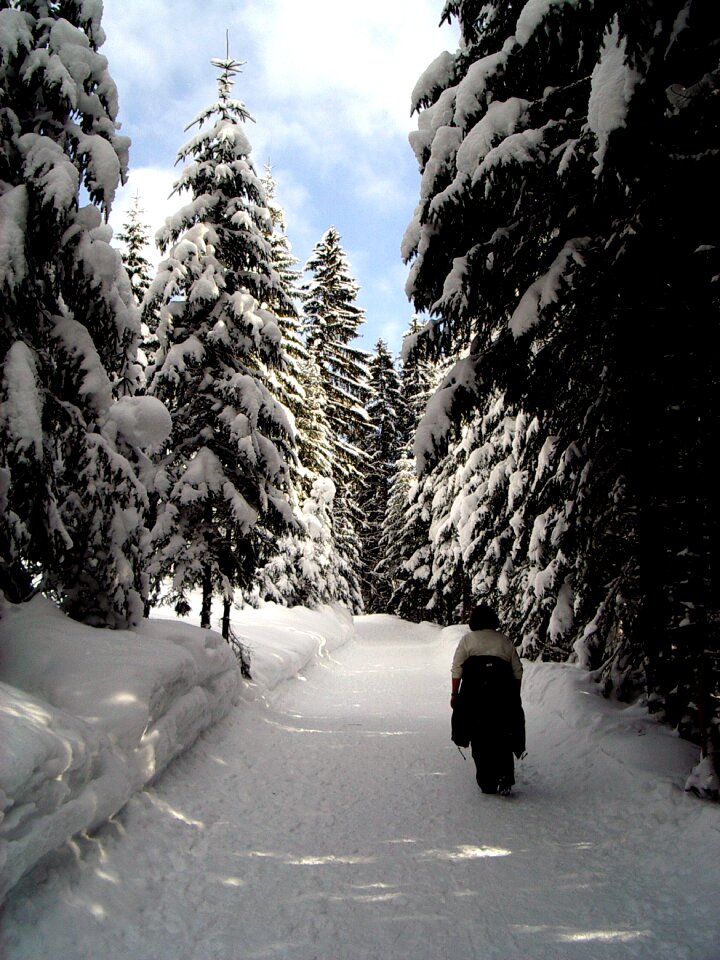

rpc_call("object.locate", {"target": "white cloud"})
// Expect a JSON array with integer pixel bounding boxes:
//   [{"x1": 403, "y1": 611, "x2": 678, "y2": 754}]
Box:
[
  {"x1": 239, "y1": 0, "x2": 455, "y2": 135},
  {"x1": 103, "y1": 1, "x2": 457, "y2": 145},
  {"x1": 100, "y1": 0, "x2": 458, "y2": 354},
  {"x1": 260, "y1": 164, "x2": 319, "y2": 259}
]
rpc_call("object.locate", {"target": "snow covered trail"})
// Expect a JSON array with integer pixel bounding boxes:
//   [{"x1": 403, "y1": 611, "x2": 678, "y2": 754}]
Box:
[{"x1": 3, "y1": 615, "x2": 718, "y2": 960}]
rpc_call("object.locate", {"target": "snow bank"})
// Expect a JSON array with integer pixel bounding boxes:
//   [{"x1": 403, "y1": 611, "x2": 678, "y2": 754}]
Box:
[
  {"x1": 0, "y1": 597, "x2": 240, "y2": 901},
  {"x1": 520, "y1": 658, "x2": 701, "y2": 791},
  {"x1": 0, "y1": 596, "x2": 354, "y2": 902},
  {"x1": 225, "y1": 601, "x2": 355, "y2": 696}
]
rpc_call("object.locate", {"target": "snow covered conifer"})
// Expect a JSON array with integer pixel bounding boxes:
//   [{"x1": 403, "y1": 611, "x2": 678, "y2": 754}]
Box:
[
  {"x1": 257, "y1": 477, "x2": 362, "y2": 610},
  {"x1": 301, "y1": 227, "x2": 370, "y2": 609},
  {"x1": 260, "y1": 166, "x2": 302, "y2": 320},
  {"x1": 405, "y1": 0, "x2": 720, "y2": 743},
  {"x1": 294, "y1": 353, "x2": 333, "y2": 493},
  {"x1": 381, "y1": 319, "x2": 444, "y2": 620},
  {"x1": 258, "y1": 165, "x2": 306, "y2": 424},
  {"x1": 116, "y1": 193, "x2": 153, "y2": 305},
  {"x1": 145, "y1": 53, "x2": 296, "y2": 632},
  {"x1": 0, "y1": 0, "x2": 148, "y2": 625},
  {"x1": 359, "y1": 339, "x2": 405, "y2": 612},
  {"x1": 302, "y1": 227, "x2": 371, "y2": 485}
]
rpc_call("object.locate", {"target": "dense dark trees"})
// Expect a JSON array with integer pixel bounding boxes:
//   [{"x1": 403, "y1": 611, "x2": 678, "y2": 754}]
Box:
[
  {"x1": 401, "y1": 0, "x2": 719, "y2": 754},
  {"x1": 358, "y1": 339, "x2": 405, "y2": 611}
]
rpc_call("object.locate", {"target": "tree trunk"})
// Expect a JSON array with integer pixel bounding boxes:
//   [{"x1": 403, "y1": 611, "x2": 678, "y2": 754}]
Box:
[{"x1": 200, "y1": 564, "x2": 212, "y2": 629}]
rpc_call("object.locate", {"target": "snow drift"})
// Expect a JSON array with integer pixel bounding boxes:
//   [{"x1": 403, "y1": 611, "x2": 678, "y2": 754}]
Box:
[{"x1": 0, "y1": 596, "x2": 354, "y2": 902}]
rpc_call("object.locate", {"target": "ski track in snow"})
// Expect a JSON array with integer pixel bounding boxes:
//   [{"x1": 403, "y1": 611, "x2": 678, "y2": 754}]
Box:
[{"x1": 2, "y1": 615, "x2": 718, "y2": 960}]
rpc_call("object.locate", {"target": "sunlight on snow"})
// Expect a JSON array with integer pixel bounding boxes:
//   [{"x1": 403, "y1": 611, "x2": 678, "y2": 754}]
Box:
[
  {"x1": 341, "y1": 892, "x2": 404, "y2": 904},
  {"x1": 3, "y1": 701, "x2": 48, "y2": 722},
  {"x1": 559, "y1": 930, "x2": 651, "y2": 943},
  {"x1": 514, "y1": 925, "x2": 651, "y2": 943},
  {"x1": 243, "y1": 850, "x2": 377, "y2": 867},
  {"x1": 361, "y1": 729, "x2": 413, "y2": 737},
  {"x1": 144, "y1": 793, "x2": 205, "y2": 829},
  {"x1": 262, "y1": 715, "x2": 413, "y2": 737},
  {"x1": 105, "y1": 692, "x2": 138, "y2": 704},
  {"x1": 286, "y1": 854, "x2": 375, "y2": 866},
  {"x1": 422, "y1": 844, "x2": 512, "y2": 861},
  {"x1": 264, "y1": 719, "x2": 332, "y2": 734}
]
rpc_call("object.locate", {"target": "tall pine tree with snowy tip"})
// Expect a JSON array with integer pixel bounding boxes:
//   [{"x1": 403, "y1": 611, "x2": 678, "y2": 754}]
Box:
[
  {"x1": 145, "y1": 53, "x2": 297, "y2": 634},
  {"x1": 301, "y1": 227, "x2": 371, "y2": 610},
  {"x1": 358, "y1": 339, "x2": 405, "y2": 612},
  {"x1": 116, "y1": 193, "x2": 153, "y2": 306}
]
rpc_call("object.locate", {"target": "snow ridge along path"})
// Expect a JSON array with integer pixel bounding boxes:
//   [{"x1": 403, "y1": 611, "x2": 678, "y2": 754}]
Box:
[{"x1": 3, "y1": 614, "x2": 719, "y2": 960}]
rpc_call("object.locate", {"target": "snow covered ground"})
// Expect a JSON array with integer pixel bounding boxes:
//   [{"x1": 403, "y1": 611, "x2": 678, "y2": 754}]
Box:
[
  {"x1": 0, "y1": 597, "x2": 352, "y2": 904},
  {"x1": 2, "y1": 611, "x2": 718, "y2": 960}
]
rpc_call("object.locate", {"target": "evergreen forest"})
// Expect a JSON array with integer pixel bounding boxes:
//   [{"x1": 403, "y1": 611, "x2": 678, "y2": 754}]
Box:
[{"x1": 0, "y1": 0, "x2": 717, "y2": 775}]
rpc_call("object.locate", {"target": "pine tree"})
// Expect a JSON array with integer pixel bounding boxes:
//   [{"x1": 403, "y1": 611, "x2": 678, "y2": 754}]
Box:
[
  {"x1": 145, "y1": 53, "x2": 296, "y2": 634},
  {"x1": 358, "y1": 340, "x2": 405, "y2": 612},
  {"x1": 302, "y1": 227, "x2": 371, "y2": 487},
  {"x1": 116, "y1": 193, "x2": 153, "y2": 305},
  {"x1": 256, "y1": 477, "x2": 362, "y2": 610},
  {"x1": 301, "y1": 227, "x2": 371, "y2": 609},
  {"x1": 405, "y1": 1, "x2": 720, "y2": 746},
  {"x1": 0, "y1": 0, "x2": 148, "y2": 626},
  {"x1": 116, "y1": 192, "x2": 156, "y2": 395},
  {"x1": 391, "y1": 471, "x2": 436, "y2": 623},
  {"x1": 423, "y1": 433, "x2": 471, "y2": 624},
  {"x1": 258, "y1": 164, "x2": 306, "y2": 427},
  {"x1": 382, "y1": 319, "x2": 443, "y2": 620}
]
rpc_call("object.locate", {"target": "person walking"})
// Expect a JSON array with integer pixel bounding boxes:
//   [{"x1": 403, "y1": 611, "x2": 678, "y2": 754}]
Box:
[{"x1": 451, "y1": 604, "x2": 525, "y2": 795}]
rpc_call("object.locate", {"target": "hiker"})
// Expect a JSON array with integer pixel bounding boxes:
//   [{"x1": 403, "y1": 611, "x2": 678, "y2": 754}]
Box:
[{"x1": 450, "y1": 604, "x2": 525, "y2": 795}]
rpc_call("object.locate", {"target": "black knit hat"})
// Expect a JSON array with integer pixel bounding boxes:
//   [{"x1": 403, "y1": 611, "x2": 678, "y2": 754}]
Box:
[{"x1": 469, "y1": 604, "x2": 500, "y2": 631}]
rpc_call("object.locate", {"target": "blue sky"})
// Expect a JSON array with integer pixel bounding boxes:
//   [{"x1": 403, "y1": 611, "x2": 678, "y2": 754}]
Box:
[{"x1": 102, "y1": 1, "x2": 457, "y2": 356}]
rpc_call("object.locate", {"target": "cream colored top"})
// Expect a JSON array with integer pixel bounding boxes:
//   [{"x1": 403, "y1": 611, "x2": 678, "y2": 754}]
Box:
[{"x1": 451, "y1": 628, "x2": 523, "y2": 681}]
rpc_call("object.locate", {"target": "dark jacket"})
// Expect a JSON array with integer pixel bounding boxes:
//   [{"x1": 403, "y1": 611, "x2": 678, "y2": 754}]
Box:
[{"x1": 451, "y1": 655, "x2": 525, "y2": 757}]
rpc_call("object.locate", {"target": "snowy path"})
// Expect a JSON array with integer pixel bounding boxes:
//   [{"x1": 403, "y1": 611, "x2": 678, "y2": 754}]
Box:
[{"x1": 3, "y1": 615, "x2": 718, "y2": 960}]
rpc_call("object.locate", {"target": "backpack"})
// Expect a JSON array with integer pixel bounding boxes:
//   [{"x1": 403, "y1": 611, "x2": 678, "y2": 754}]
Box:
[{"x1": 451, "y1": 655, "x2": 525, "y2": 755}]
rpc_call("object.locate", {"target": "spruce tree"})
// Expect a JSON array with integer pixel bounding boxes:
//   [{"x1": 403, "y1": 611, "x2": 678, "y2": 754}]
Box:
[
  {"x1": 294, "y1": 354, "x2": 334, "y2": 491},
  {"x1": 116, "y1": 192, "x2": 156, "y2": 396},
  {"x1": 391, "y1": 471, "x2": 436, "y2": 623},
  {"x1": 382, "y1": 319, "x2": 443, "y2": 620},
  {"x1": 359, "y1": 340, "x2": 404, "y2": 612},
  {"x1": 256, "y1": 477, "x2": 362, "y2": 610},
  {"x1": 301, "y1": 227, "x2": 371, "y2": 610},
  {"x1": 116, "y1": 193, "x2": 153, "y2": 305},
  {"x1": 145, "y1": 53, "x2": 296, "y2": 633},
  {"x1": 0, "y1": 0, "x2": 148, "y2": 626},
  {"x1": 302, "y1": 227, "x2": 371, "y2": 485},
  {"x1": 258, "y1": 164, "x2": 306, "y2": 427},
  {"x1": 405, "y1": 0, "x2": 720, "y2": 748}
]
